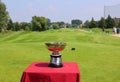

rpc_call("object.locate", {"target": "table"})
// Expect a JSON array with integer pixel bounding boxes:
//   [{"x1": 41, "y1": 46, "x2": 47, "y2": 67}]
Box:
[{"x1": 21, "y1": 62, "x2": 80, "y2": 82}]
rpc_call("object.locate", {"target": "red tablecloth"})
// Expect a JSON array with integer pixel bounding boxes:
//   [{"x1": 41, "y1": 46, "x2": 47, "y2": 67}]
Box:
[{"x1": 21, "y1": 62, "x2": 80, "y2": 82}]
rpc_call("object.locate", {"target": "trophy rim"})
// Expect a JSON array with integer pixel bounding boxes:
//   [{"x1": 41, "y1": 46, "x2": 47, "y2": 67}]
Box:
[
  {"x1": 45, "y1": 42, "x2": 66, "y2": 51},
  {"x1": 45, "y1": 42, "x2": 66, "y2": 46}
]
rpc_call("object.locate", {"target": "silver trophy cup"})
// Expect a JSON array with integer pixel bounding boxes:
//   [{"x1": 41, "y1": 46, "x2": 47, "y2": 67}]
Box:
[{"x1": 45, "y1": 42, "x2": 66, "y2": 67}]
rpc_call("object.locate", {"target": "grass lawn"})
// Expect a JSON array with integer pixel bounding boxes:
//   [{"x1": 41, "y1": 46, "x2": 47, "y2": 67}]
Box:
[{"x1": 0, "y1": 28, "x2": 120, "y2": 82}]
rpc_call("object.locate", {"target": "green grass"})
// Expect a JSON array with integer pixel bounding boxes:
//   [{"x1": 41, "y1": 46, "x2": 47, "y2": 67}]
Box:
[{"x1": 0, "y1": 28, "x2": 120, "y2": 82}]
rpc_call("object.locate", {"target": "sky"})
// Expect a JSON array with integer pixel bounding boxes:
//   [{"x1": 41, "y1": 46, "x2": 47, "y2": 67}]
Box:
[{"x1": 2, "y1": 0, "x2": 120, "y2": 23}]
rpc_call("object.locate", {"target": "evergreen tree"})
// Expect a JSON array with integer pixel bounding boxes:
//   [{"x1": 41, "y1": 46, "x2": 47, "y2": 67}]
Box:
[
  {"x1": 106, "y1": 15, "x2": 115, "y2": 28},
  {"x1": 7, "y1": 19, "x2": 14, "y2": 30},
  {"x1": 98, "y1": 17, "x2": 106, "y2": 28},
  {"x1": 0, "y1": 0, "x2": 9, "y2": 32},
  {"x1": 89, "y1": 17, "x2": 97, "y2": 28},
  {"x1": 84, "y1": 20, "x2": 90, "y2": 28},
  {"x1": 14, "y1": 22, "x2": 21, "y2": 31},
  {"x1": 46, "y1": 18, "x2": 51, "y2": 28}
]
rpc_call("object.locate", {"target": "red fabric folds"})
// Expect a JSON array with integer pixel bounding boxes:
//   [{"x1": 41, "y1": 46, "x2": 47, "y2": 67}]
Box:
[{"x1": 21, "y1": 62, "x2": 80, "y2": 82}]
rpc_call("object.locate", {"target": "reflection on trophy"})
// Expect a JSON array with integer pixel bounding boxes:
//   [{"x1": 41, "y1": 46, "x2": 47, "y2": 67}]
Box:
[{"x1": 45, "y1": 42, "x2": 66, "y2": 67}]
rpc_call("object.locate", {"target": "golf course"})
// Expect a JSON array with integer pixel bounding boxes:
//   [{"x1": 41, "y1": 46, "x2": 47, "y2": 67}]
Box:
[{"x1": 0, "y1": 28, "x2": 120, "y2": 82}]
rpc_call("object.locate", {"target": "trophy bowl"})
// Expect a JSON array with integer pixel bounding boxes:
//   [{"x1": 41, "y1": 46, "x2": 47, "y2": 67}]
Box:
[
  {"x1": 45, "y1": 42, "x2": 66, "y2": 67},
  {"x1": 45, "y1": 42, "x2": 66, "y2": 51}
]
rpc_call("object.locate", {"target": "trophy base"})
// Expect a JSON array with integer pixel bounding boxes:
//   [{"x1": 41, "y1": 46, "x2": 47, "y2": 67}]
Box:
[
  {"x1": 49, "y1": 55, "x2": 63, "y2": 68},
  {"x1": 49, "y1": 63, "x2": 63, "y2": 68}
]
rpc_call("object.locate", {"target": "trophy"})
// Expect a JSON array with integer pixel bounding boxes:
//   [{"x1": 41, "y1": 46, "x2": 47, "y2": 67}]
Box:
[{"x1": 45, "y1": 42, "x2": 66, "y2": 67}]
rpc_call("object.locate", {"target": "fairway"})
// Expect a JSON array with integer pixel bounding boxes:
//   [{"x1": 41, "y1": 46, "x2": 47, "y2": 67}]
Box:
[{"x1": 0, "y1": 28, "x2": 120, "y2": 82}]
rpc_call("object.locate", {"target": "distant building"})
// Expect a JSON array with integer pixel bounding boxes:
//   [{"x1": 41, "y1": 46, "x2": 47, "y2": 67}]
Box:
[
  {"x1": 114, "y1": 17, "x2": 120, "y2": 23},
  {"x1": 114, "y1": 17, "x2": 120, "y2": 26},
  {"x1": 80, "y1": 24, "x2": 85, "y2": 28}
]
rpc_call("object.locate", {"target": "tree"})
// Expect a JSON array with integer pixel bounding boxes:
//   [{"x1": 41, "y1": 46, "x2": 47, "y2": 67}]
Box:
[
  {"x1": 66, "y1": 23, "x2": 71, "y2": 28},
  {"x1": 46, "y1": 18, "x2": 51, "y2": 28},
  {"x1": 56, "y1": 21, "x2": 65, "y2": 28},
  {"x1": 0, "y1": 0, "x2": 9, "y2": 32},
  {"x1": 106, "y1": 15, "x2": 115, "y2": 28},
  {"x1": 14, "y1": 22, "x2": 21, "y2": 31},
  {"x1": 98, "y1": 17, "x2": 106, "y2": 28},
  {"x1": 20, "y1": 22, "x2": 31, "y2": 31},
  {"x1": 84, "y1": 20, "x2": 90, "y2": 28},
  {"x1": 52, "y1": 23, "x2": 59, "y2": 29},
  {"x1": 7, "y1": 19, "x2": 14, "y2": 30},
  {"x1": 31, "y1": 16, "x2": 48, "y2": 31},
  {"x1": 89, "y1": 17, "x2": 97, "y2": 28},
  {"x1": 71, "y1": 19, "x2": 82, "y2": 28}
]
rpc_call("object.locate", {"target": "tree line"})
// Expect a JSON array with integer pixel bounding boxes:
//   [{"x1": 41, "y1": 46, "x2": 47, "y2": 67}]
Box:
[
  {"x1": 84, "y1": 15, "x2": 120, "y2": 29},
  {"x1": 0, "y1": 0, "x2": 119, "y2": 32}
]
